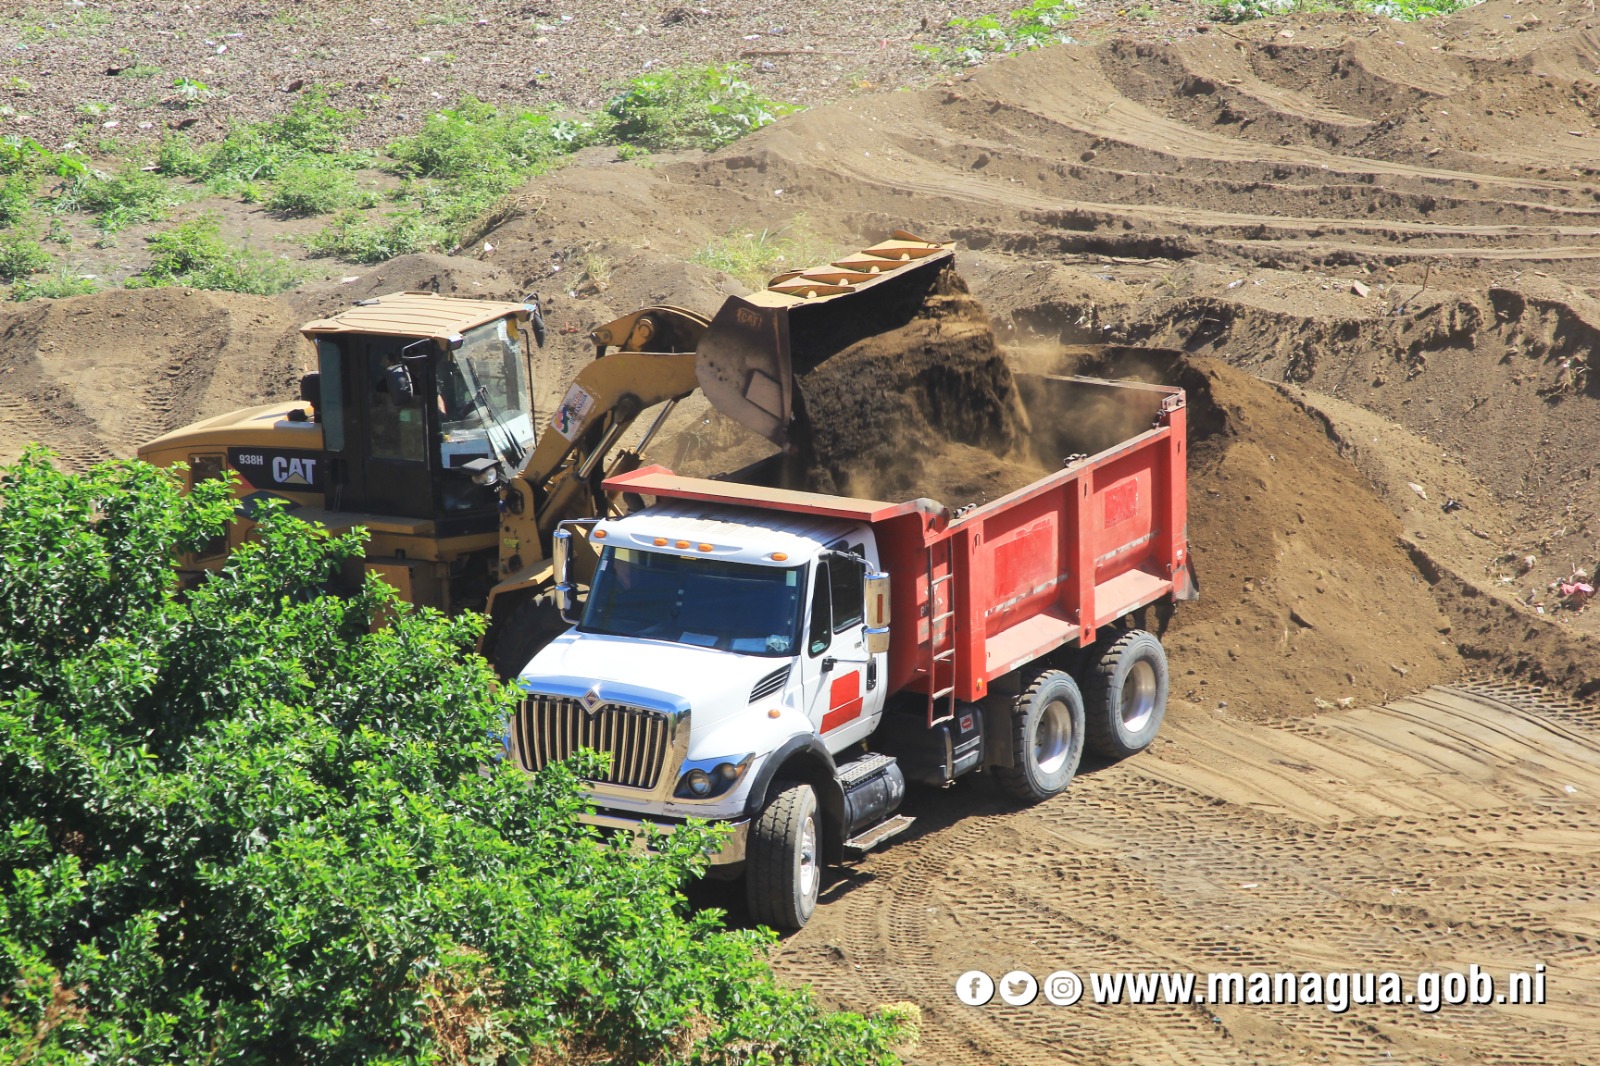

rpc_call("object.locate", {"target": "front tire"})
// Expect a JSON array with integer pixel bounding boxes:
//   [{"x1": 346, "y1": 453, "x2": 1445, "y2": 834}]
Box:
[
  {"x1": 994, "y1": 670, "x2": 1086, "y2": 803},
  {"x1": 488, "y1": 592, "x2": 568, "y2": 682},
  {"x1": 746, "y1": 783, "x2": 822, "y2": 931},
  {"x1": 1083, "y1": 629, "x2": 1168, "y2": 760}
]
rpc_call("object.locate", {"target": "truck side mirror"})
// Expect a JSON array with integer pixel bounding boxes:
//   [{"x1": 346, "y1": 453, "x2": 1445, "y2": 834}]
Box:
[
  {"x1": 552, "y1": 527, "x2": 578, "y2": 623},
  {"x1": 864, "y1": 571, "x2": 891, "y2": 655}
]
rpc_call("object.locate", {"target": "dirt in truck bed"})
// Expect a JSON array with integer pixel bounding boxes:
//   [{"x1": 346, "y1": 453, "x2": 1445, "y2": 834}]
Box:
[{"x1": 6, "y1": 1, "x2": 1600, "y2": 1062}]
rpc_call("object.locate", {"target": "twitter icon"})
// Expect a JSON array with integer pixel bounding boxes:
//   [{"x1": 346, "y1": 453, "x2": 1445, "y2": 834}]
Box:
[{"x1": 999, "y1": 970, "x2": 1039, "y2": 1006}]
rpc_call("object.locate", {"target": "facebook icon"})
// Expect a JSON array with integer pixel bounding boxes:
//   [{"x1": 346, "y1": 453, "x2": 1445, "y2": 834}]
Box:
[{"x1": 955, "y1": 970, "x2": 996, "y2": 1006}]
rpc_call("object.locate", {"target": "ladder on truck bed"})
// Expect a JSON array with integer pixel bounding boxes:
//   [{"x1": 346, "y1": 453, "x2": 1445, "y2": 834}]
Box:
[{"x1": 927, "y1": 540, "x2": 957, "y2": 728}]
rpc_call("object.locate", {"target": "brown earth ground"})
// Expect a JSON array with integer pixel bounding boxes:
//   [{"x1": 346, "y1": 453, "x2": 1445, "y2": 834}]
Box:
[{"x1": 4, "y1": 1, "x2": 1600, "y2": 1062}]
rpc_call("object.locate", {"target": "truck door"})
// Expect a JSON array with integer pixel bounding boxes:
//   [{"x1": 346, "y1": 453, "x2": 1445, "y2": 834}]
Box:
[{"x1": 801, "y1": 553, "x2": 887, "y2": 749}]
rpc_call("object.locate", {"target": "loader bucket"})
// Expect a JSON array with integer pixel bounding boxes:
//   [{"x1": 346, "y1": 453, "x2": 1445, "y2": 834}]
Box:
[{"x1": 695, "y1": 232, "x2": 955, "y2": 448}]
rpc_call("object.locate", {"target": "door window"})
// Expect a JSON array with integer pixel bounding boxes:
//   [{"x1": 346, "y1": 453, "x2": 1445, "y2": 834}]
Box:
[
  {"x1": 829, "y1": 555, "x2": 864, "y2": 633},
  {"x1": 808, "y1": 563, "x2": 832, "y2": 656},
  {"x1": 368, "y1": 350, "x2": 426, "y2": 462}
]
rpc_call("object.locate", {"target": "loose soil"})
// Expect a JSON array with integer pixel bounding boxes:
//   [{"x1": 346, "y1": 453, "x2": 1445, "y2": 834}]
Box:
[{"x1": 5, "y1": 2, "x2": 1600, "y2": 1063}]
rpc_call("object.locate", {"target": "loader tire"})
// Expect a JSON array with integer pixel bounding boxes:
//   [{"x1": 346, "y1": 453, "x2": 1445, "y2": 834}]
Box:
[
  {"x1": 489, "y1": 592, "x2": 567, "y2": 682},
  {"x1": 994, "y1": 670, "x2": 1085, "y2": 804},
  {"x1": 1083, "y1": 629, "x2": 1168, "y2": 760},
  {"x1": 746, "y1": 782, "x2": 821, "y2": 931}
]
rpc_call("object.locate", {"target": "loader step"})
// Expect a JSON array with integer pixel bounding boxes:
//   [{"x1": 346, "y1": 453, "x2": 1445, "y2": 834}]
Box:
[{"x1": 843, "y1": 814, "x2": 915, "y2": 854}]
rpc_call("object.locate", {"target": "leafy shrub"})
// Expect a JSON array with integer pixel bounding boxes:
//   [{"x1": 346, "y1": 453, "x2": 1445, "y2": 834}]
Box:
[
  {"x1": 0, "y1": 135, "x2": 89, "y2": 179},
  {"x1": 0, "y1": 174, "x2": 33, "y2": 225},
  {"x1": 128, "y1": 215, "x2": 300, "y2": 294},
  {"x1": 8, "y1": 268, "x2": 99, "y2": 301},
  {"x1": 388, "y1": 95, "x2": 596, "y2": 184},
  {"x1": 303, "y1": 206, "x2": 451, "y2": 262},
  {"x1": 918, "y1": 0, "x2": 1078, "y2": 67},
  {"x1": 0, "y1": 451, "x2": 914, "y2": 1064},
  {"x1": 53, "y1": 164, "x2": 182, "y2": 232},
  {"x1": 0, "y1": 234, "x2": 50, "y2": 281},
  {"x1": 267, "y1": 161, "x2": 377, "y2": 216},
  {"x1": 157, "y1": 87, "x2": 364, "y2": 189},
  {"x1": 605, "y1": 64, "x2": 793, "y2": 151}
]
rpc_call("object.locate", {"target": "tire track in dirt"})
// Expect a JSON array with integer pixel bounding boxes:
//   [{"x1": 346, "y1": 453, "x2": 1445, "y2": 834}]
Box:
[{"x1": 779, "y1": 683, "x2": 1600, "y2": 1065}]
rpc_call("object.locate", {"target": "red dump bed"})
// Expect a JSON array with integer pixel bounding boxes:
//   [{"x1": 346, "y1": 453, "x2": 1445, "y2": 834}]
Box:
[{"x1": 605, "y1": 373, "x2": 1191, "y2": 706}]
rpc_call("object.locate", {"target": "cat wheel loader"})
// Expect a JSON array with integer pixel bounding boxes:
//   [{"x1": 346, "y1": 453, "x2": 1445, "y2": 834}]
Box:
[{"x1": 137, "y1": 232, "x2": 955, "y2": 678}]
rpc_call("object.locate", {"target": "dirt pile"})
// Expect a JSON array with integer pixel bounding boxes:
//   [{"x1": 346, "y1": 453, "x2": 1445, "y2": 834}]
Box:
[
  {"x1": 1065, "y1": 348, "x2": 1460, "y2": 719},
  {"x1": 0, "y1": 288, "x2": 305, "y2": 469},
  {"x1": 786, "y1": 266, "x2": 1043, "y2": 505}
]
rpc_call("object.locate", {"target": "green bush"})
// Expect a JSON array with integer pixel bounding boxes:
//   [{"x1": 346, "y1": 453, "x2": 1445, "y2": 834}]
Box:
[
  {"x1": 303, "y1": 206, "x2": 452, "y2": 263},
  {"x1": 156, "y1": 87, "x2": 364, "y2": 189},
  {"x1": 0, "y1": 174, "x2": 33, "y2": 226},
  {"x1": 8, "y1": 268, "x2": 99, "y2": 302},
  {"x1": 53, "y1": 165, "x2": 181, "y2": 232},
  {"x1": 0, "y1": 135, "x2": 89, "y2": 179},
  {"x1": 0, "y1": 234, "x2": 50, "y2": 281},
  {"x1": 129, "y1": 215, "x2": 300, "y2": 295},
  {"x1": 917, "y1": 0, "x2": 1077, "y2": 67},
  {"x1": 691, "y1": 221, "x2": 841, "y2": 288},
  {"x1": 605, "y1": 64, "x2": 793, "y2": 151},
  {"x1": 0, "y1": 450, "x2": 914, "y2": 1064},
  {"x1": 388, "y1": 96, "x2": 596, "y2": 184},
  {"x1": 267, "y1": 161, "x2": 378, "y2": 216}
]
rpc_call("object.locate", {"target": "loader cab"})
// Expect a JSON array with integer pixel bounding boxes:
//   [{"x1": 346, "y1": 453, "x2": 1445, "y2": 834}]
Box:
[{"x1": 304, "y1": 297, "x2": 537, "y2": 536}]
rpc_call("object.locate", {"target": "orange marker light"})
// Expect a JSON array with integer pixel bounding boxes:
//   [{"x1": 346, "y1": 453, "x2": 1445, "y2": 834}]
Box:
[
  {"x1": 675, "y1": 540, "x2": 690, "y2": 549},
  {"x1": 767, "y1": 708, "x2": 781, "y2": 719},
  {"x1": 698, "y1": 543, "x2": 713, "y2": 552},
  {"x1": 770, "y1": 552, "x2": 788, "y2": 562},
  {"x1": 592, "y1": 529, "x2": 606, "y2": 539},
  {"x1": 653, "y1": 537, "x2": 668, "y2": 546}
]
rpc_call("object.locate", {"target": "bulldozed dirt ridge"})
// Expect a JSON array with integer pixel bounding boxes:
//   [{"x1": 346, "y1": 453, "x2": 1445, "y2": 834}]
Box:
[{"x1": 3, "y1": 3, "x2": 1599, "y2": 1062}]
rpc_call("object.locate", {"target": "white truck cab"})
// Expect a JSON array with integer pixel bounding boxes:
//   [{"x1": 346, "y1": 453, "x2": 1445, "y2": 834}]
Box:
[{"x1": 513, "y1": 501, "x2": 899, "y2": 925}]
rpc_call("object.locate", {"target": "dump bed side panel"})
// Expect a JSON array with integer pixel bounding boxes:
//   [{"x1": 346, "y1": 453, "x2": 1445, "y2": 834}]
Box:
[{"x1": 878, "y1": 376, "x2": 1188, "y2": 704}]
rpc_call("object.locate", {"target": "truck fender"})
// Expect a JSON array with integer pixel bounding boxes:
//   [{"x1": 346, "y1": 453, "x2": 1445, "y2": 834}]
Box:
[{"x1": 743, "y1": 733, "x2": 847, "y2": 863}]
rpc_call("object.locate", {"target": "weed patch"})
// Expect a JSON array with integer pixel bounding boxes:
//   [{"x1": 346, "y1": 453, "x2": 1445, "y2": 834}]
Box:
[
  {"x1": 917, "y1": 0, "x2": 1078, "y2": 67},
  {"x1": 1208, "y1": 0, "x2": 1477, "y2": 20},
  {"x1": 157, "y1": 87, "x2": 364, "y2": 191},
  {"x1": 605, "y1": 64, "x2": 792, "y2": 151},
  {"x1": 8, "y1": 268, "x2": 98, "y2": 302},
  {"x1": 54, "y1": 165, "x2": 182, "y2": 232},
  {"x1": 0, "y1": 234, "x2": 50, "y2": 281},
  {"x1": 267, "y1": 161, "x2": 378, "y2": 216},
  {"x1": 691, "y1": 221, "x2": 842, "y2": 288},
  {"x1": 128, "y1": 215, "x2": 300, "y2": 294},
  {"x1": 304, "y1": 207, "x2": 450, "y2": 263},
  {"x1": 0, "y1": 175, "x2": 33, "y2": 226}
]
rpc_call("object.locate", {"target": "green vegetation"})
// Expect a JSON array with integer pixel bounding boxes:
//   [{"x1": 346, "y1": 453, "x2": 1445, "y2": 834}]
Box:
[
  {"x1": 917, "y1": 0, "x2": 1078, "y2": 67},
  {"x1": 266, "y1": 160, "x2": 378, "y2": 216},
  {"x1": 8, "y1": 268, "x2": 99, "y2": 301},
  {"x1": 605, "y1": 64, "x2": 793, "y2": 152},
  {"x1": 691, "y1": 221, "x2": 840, "y2": 288},
  {"x1": 128, "y1": 215, "x2": 300, "y2": 295},
  {"x1": 0, "y1": 174, "x2": 33, "y2": 226},
  {"x1": 0, "y1": 451, "x2": 915, "y2": 1064},
  {"x1": 157, "y1": 87, "x2": 363, "y2": 192},
  {"x1": 304, "y1": 206, "x2": 450, "y2": 263},
  {"x1": 0, "y1": 233, "x2": 50, "y2": 281},
  {"x1": 55, "y1": 164, "x2": 183, "y2": 232},
  {"x1": 1208, "y1": 0, "x2": 1478, "y2": 21}
]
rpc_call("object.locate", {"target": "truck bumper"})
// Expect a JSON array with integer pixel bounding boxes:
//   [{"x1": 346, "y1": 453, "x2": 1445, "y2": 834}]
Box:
[{"x1": 579, "y1": 811, "x2": 750, "y2": 867}]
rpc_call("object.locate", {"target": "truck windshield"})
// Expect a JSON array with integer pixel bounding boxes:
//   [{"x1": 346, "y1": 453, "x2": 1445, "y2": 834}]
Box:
[{"x1": 581, "y1": 547, "x2": 804, "y2": 657}]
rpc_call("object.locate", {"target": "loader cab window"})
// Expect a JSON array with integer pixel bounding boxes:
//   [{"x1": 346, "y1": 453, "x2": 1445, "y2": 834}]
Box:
[
  {"x1": 436, "y1": 319, "x2": 535, "y2": 473},
  {"x1": 314, "y1": 339, "x2": 345, "y2": 452},
  {"x1": 368, "y1": 348, "x2": 427, "y2": 462}
]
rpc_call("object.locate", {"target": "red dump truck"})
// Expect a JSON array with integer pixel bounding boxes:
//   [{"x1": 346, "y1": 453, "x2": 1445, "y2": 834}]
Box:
[{"x1": 520, "y1": 370, "x2": 1194, "y2": 929}]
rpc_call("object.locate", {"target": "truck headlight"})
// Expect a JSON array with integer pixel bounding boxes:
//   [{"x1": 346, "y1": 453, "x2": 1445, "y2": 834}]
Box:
[{"x1": 674, "y1": 754, "x2": 754, "y2": 800}]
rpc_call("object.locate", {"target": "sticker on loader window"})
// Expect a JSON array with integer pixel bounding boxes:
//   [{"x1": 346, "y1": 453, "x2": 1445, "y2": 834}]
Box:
[{"x1": 552, "y1": 383, "x2": 596, "y2": 441}]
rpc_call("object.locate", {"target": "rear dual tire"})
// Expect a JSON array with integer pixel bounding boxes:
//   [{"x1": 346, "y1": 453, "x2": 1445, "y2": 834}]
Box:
[
  {"x1": 994, "y1": 670, "x2": 1086, "y2": 803},
  {"x1": 1084, "y1": 629, "x2": 1168, "y2": 760}
]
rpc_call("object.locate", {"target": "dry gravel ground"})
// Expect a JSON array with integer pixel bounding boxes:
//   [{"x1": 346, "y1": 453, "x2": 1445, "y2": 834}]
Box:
[{"x1": 3, "y1": 0, "x2": 1212, "y2": 151}]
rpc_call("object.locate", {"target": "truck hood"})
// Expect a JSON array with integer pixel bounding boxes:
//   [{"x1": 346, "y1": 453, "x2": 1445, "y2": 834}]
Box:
[{"x1": 519, "y1": 632, "x2": 793, "y2": 725}]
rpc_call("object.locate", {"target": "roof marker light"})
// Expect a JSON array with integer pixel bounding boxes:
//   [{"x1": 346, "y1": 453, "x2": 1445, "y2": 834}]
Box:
[
  {"x1": 698, "y1": 543, "x2": 713, "y2": 552},
  {"x1": 675, "y1": 540, "x2": 690, "y2": 549},
  {"x1": 770, "y1": 552, "x2": 788, "y2": 562},
  {"x1": 592, "y1": 528, "x2": 606, "y2": 539},
  {"x1": 653, "y1": 537, "x2": 668, "y2": 547}
]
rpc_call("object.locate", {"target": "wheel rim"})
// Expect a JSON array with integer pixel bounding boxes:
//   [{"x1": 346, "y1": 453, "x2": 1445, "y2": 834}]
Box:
[
  {"x1": 798, "y1": 814, "x2": 819, "y2": 902},
  {"x1": 1121, "y1": 658, "x2": 1158, "y2": 734},
  {"x1": 1034, "y1": 698, "x2": 1074, "y2": 775}
]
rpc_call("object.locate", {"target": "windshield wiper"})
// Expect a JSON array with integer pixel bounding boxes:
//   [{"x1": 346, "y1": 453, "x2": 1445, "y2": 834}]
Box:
[{"x1": 456, "y1": 356, "x2": 526, "y2": 469}]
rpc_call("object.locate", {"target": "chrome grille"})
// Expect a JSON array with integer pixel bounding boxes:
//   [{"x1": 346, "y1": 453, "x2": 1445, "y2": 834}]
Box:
[{"x1": 514, "y1": 695, "x2": 675, "y2": 790}]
